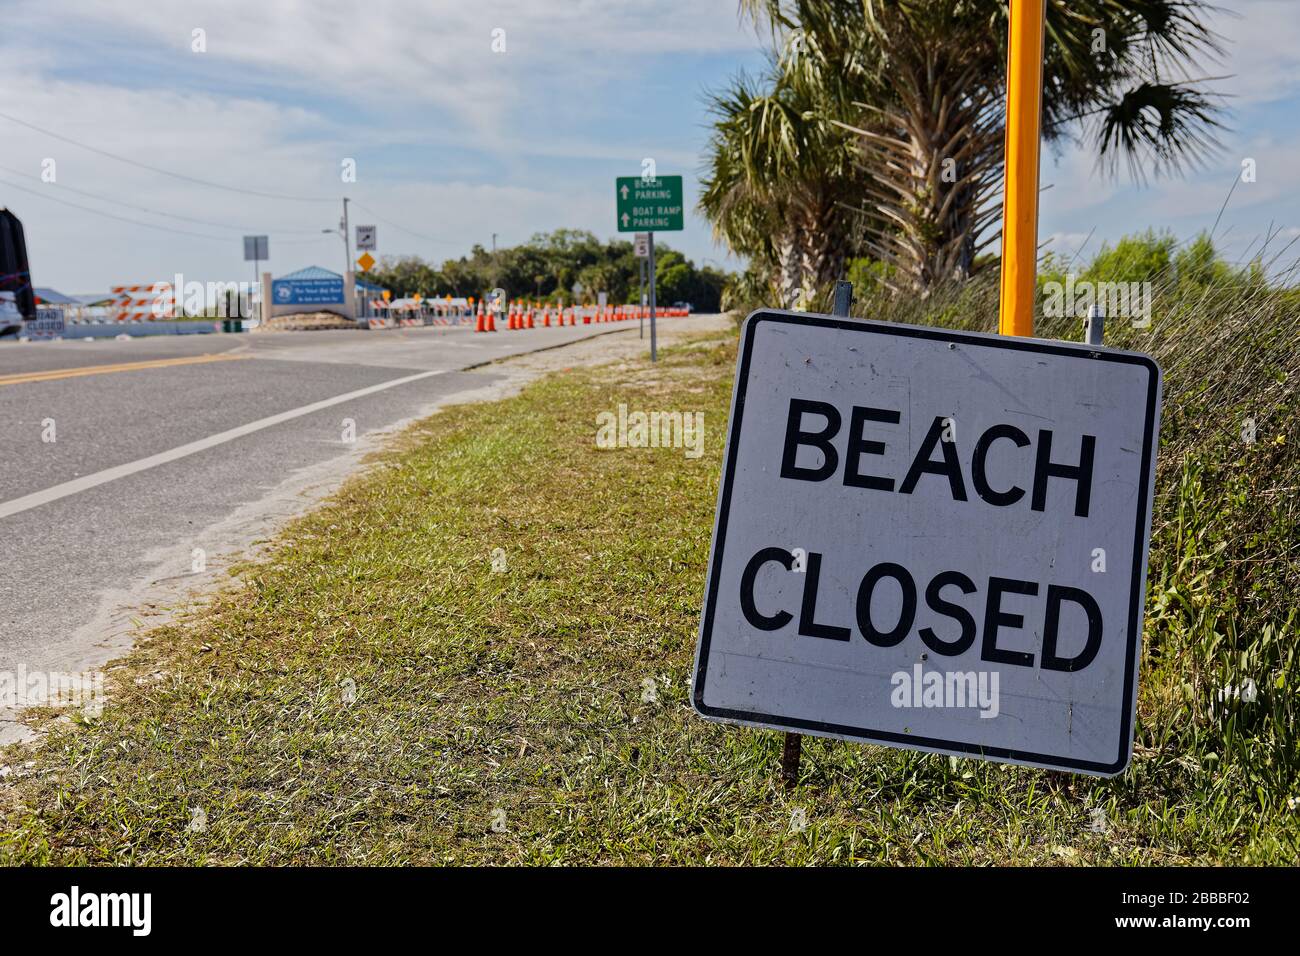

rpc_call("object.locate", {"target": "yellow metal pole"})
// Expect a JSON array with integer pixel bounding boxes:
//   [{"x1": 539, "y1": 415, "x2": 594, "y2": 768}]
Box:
[{"x1": 998, "y1": 0, "x2": 1046, "y2": 337}]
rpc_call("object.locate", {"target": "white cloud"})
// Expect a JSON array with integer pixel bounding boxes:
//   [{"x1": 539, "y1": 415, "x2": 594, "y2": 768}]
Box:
[
  {"x1": 1205, "y1": 1, "x2": 1300, "y2": 106},
  {"x1": 1042, "y1": 232, "x2": 1095, "y2": 260},
  {"x1": 9, "y1": 0, "x2": 756, "y2": 135},
  {"x1": 0, "y1": 0, "x2": 756, "y2": 289}
]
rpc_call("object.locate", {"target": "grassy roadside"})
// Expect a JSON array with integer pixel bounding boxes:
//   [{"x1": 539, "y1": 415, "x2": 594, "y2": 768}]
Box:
[{"x1": 2, "y1": 328, "x2": 1296, "y2": 865}]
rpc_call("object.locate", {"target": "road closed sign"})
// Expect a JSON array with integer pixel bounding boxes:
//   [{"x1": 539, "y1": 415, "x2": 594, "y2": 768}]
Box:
[{"x1": 692, "y1": 311, "x2": 1162, "y2": 775}]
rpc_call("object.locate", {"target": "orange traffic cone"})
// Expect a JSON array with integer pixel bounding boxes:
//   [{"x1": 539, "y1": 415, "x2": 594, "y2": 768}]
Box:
[
  {"x1": 475, "y1": 306, "x2": 485, "y2": 332},
  {"x1": 526, "y1": 309, "x2": 535, "y2": 329}
]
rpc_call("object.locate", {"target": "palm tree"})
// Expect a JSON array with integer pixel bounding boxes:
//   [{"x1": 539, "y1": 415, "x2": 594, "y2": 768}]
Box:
[
  {"x1": 699, "y1": 63, "x2": 866, "y2": 306},
  {"x1": 730, "y1": 0, "x2": 1225, "y2": 291}
]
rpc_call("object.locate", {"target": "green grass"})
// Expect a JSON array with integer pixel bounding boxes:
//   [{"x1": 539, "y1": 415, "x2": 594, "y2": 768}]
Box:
[{"x1": 1, "y1": 330, "x2": 1296, "y2": 865}]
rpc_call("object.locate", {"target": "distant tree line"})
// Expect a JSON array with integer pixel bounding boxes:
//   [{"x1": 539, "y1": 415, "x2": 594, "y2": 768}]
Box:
[{"x1": 360, "y1": 229, "x2": 727, "y2": 310}]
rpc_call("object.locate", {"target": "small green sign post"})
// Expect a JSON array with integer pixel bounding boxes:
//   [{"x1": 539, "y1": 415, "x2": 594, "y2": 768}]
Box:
[{"x1": 616, "y1": 175, "x2": 683, "y2": 362}]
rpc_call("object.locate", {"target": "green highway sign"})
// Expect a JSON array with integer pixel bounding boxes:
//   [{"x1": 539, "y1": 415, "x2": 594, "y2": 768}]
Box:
[{"x1": 616, "y1": 176, "x2": 683, "y2": 232}]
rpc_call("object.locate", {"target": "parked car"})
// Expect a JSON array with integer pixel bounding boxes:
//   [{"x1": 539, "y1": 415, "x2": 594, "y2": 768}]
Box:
[{"x1": 0, "y1": 291, "x2": 22, "y2": 336}]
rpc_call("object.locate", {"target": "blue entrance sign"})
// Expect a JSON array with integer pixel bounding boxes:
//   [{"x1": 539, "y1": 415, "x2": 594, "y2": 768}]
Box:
[{"x1": 271, "y1": 277, "x2": 344, "y2": 306}]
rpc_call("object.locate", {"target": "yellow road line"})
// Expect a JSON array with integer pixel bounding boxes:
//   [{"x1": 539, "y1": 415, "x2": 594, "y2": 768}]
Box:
[{"x1": 0, "y1": 352, "x2": 250, "y2": 387}]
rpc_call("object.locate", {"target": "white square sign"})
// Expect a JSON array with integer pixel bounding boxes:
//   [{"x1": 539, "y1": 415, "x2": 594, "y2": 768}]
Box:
[
  {"x1": 692, "y1": 311, "x2": 1162, "y2": 775},
  {"x1": 355, "y1": 225, "x2": 377, "y2": 251}
]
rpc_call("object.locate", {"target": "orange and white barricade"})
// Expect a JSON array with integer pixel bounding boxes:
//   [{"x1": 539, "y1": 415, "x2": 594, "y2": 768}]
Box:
[{"x1": 110, "y1": 283, "x2": 174, "y2": 322}]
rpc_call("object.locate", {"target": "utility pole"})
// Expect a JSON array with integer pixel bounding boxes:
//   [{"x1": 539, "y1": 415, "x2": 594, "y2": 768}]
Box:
[{"x1": 341, "y1": 197, "x2": 352, "y2": 276}]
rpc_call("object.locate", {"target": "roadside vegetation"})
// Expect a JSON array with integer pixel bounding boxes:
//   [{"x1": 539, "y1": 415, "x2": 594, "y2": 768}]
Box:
[
  {"x1": 362, "y1": 229, "x2": 727, "y2": 311},
  {"x1": 1, "y1": 250, "x2": 1296, "y2": 860}
]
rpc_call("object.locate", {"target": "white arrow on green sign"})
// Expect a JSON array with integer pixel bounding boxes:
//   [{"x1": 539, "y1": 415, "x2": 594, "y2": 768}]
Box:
[{"x1": 616, "y1": 176, "x2": 683, "y2": 232}]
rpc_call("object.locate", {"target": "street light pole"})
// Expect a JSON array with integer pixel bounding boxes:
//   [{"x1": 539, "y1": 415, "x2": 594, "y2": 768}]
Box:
[
  {"x1": 342, "y1": 197, "x2": 352, "y2": 276},
  {"x1": 323, "y1": 227, "x2": 346, "y2": 265}
]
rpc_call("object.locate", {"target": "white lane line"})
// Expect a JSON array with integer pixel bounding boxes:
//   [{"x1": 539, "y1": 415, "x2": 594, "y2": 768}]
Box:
[{"x1": 0, "y1": 368, "x2": 447, "y2": 521}]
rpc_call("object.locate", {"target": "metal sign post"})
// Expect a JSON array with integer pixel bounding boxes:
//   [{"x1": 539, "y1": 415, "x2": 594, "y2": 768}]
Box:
[
  {"x1": 780, "y1": 279, "x2": 852, "y2": 787},
  {"x1": 631, "y1": 231, "x2": 647, "y2": 340},
  {"x1": 243, "y1": 235, "x2": 268, "y2": 288},
  {"x1": 648, "y1": 233, "x2": 657, "y2": 362}
]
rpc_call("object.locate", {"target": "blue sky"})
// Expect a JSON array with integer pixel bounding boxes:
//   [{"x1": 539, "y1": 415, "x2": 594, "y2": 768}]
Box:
[{"x1": 2, "y1": 0, "x2": 1297, "y2": 294}]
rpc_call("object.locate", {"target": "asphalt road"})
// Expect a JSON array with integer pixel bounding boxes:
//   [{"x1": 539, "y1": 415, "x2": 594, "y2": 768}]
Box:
[{"x1": 0, "y1": 318, "x2": 706, "y2": 712}]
